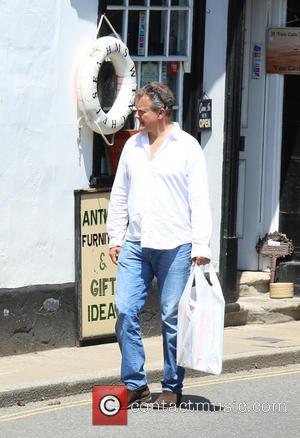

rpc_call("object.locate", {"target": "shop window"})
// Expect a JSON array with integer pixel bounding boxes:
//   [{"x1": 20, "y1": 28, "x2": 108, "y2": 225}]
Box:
[
  {"x1": 90, "y1": 0, "x2": 193, "y2": 187},
  {"x1": 105, "y1": 0, "x2": 193, "y2": 125}
]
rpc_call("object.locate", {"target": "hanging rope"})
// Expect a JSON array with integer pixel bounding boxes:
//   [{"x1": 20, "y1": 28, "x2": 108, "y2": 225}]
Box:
[{"x1": 95, "y1": 14, "x2": 121, "y2": 40}]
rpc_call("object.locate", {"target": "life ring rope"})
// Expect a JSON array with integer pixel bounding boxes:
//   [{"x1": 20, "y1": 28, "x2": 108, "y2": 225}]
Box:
[{"x1": 96, "y1": 14, "x2": 120, "y2": 41}]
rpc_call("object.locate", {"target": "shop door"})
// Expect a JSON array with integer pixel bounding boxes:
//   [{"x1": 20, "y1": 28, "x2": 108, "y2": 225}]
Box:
[
  {"x1": 279, "y1": 0, "x2": 300, "y2": 265},
  {"x1": 237, "y1": 0, "x2": 286, "y2": 270}
]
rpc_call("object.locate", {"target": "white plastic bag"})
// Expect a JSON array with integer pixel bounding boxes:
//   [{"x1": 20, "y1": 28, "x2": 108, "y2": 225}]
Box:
[{"x1": 176, "y1": 264, "x2": 225, "y2": 375}]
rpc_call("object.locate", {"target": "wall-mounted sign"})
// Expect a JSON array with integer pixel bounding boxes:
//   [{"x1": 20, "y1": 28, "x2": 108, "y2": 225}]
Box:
[
  {"x1": 198, "y1": 98, "x2": 212, "y2": 131},
  {"x1": 252, "y1": 44, "x2": 262, "y2": 79},
  {"x1": 75, "y1": 189, "x2": 117, "y2": 342},
  {"x1": 266, "y1": 27, "x2": 300, "y2": 75}
]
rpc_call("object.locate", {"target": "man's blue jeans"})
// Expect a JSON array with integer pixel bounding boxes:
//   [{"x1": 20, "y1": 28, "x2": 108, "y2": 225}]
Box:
[{"x1": 115, "y1": 240, "x2": 192, "y2": 394}]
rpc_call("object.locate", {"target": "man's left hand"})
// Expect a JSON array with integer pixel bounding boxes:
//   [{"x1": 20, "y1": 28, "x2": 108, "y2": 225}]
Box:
[{"x1": 192, "y1": 256, "x2": 210, "y2": 266}]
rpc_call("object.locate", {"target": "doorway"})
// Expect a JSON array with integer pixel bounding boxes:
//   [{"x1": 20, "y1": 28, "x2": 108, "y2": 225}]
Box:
[
  {"x1": 237, "y1": 0, "x2": 286, "y2": 270},
  {"x1": 279, "y1": 0, "x2": 300, "y2": 270}
]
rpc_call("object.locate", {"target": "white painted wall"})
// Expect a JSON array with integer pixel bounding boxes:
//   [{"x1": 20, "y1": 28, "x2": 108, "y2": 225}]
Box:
[
  {"x1": 0, "y1": 0, "x2": 228, "y2": 288},
  {"x1": 201, "y1": 0, "x2": 229, "y2": 270},
  {"x1": 0, "y1": 0, "x2": 98, "y2": 287}
]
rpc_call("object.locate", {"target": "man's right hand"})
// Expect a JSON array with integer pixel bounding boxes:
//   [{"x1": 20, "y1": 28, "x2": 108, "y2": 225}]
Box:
[{"x1": 109, "y1": 246, "x2": 122, "y2": 265}]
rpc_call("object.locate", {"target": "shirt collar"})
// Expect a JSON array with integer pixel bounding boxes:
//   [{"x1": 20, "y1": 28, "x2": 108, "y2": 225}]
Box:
[
  {"x1": 169, "y1": 122, "x2": 181, "y2": 140},
  {"x1": 139, "y1": 122, "x2": 181, "y2": 145}
]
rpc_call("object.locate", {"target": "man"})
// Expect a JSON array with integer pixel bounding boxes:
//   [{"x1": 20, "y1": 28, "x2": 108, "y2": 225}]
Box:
[{"x1": 107, "y1": 82, "x2": 212, "y2": 408}]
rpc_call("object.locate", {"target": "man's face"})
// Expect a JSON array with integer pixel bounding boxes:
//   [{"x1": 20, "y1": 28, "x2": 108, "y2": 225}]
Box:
[{"x1": 135, "y1": 95, "x2": 161, "y2": 133}]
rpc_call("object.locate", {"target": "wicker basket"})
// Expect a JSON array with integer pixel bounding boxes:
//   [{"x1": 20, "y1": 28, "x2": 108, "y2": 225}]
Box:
[{"x1": 269, "y1": 282, "x2": 294, "y2": 299}]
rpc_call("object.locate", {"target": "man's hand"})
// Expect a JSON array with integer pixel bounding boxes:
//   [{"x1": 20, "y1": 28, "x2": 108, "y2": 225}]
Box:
[
  {"x1": 192, "y1": 256, "x2": 210, "y2": 266},
  {"x1": 109, "y1": 246, "x2": 122, "y2": 265}
]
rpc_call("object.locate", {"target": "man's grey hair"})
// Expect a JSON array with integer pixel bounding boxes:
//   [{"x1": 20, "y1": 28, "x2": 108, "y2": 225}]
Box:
[{"x1": 136, "y1": 82, "x2": 175, "y2": 116}]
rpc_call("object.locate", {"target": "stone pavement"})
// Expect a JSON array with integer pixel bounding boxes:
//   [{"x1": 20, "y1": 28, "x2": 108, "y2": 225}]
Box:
[{"x1": 0, "y1": 319, "x2": 299, "y2": 408}]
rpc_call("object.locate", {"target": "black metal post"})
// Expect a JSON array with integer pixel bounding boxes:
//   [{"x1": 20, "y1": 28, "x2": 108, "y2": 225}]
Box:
[
  {"x1": 183, "y1": 0, "x2": 206, "y2": 139},
  {"x1": 219, "y1": 0, "x2": 246, "y2": 302}
]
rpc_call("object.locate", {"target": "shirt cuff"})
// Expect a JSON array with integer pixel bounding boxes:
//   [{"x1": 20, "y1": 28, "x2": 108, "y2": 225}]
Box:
[
  {"x1": 191, "y1": 243, "x2": 211, "y2": 260},
  {"x1": 109, "y1": 239, "x2": 123, "y2": 248}
]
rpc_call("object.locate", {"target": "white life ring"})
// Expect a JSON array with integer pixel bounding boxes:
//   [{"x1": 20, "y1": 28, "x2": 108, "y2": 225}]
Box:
[{"x1": 77, "y1": 36, "x2": 137, "y2": 136}]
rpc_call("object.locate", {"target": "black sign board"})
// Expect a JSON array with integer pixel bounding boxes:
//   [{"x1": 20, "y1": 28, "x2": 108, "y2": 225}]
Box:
[{"x1": 198, "y1": 99, "x2": 212, "y2": 131}]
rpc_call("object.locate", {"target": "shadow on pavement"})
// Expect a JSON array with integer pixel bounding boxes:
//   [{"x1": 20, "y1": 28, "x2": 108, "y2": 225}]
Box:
[{"x1": 139, "y1": 392, "x2": 224, "y2": 412}]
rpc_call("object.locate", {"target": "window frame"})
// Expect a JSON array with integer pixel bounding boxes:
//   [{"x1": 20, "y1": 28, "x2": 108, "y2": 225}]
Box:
[{"x1": 106, "y1": 0, "x2": 193, "y2": 126}]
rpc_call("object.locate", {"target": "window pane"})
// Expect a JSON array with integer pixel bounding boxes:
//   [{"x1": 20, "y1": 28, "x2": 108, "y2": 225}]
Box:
[
  {"x1": 127, "y1": 11, "x2": 141, "y2": 56},
  {"x1": 108, "y1": 0, "x2": 124, "y2": 5},
  {"x1": 149, "y1": 11, "x2": 167, "y2": 55},
  {"x1": 128, "y1": 0, "x2": 146, "y2": 5},
  {"x1": 169, "y1": 11, "x2": 188, "y2": 55},
  {"x1": 105, "y1": 10, "x2": 123, "y2": 39},
  {"x1": 161, "y1": 61, "x2": 179, "y2": 103},
  {"x1": 171, "y1": 0, "x2": 189, "y2": 5},
  {"x1": 150, "y1": 0, "x2": 168, "y2": 5}
]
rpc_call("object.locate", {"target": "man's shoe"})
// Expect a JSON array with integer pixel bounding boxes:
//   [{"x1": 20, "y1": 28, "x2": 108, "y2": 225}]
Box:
[
  {"x1": 153, "y1": 391, "x2": 182, "y2": 409},
  {"x1": 127, "y1": 385, "x2": 151, "y2": 408}
]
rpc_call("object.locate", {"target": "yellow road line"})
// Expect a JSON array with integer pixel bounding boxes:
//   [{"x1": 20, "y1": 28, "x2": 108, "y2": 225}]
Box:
[
  {"x1": 178, "y1": 367, "x2": 300, "y2": 391},
  {"x1": 0, "y1": 367, "x2": 299, "y2": 423},
  {"x1": 0, "y1": 400, "x2": 91, "y2": 423},
  {"x1": 148, "y1": 367, "x2": 300, "y2": 392}
]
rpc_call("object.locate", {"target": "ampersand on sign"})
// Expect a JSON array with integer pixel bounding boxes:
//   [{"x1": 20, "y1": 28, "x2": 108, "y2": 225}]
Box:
[{"x1": 99, "y1": 252, "x2": 107, "y2": 271}]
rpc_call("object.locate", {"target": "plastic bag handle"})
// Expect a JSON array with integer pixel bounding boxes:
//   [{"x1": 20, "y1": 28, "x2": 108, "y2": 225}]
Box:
[{"x1": 194, "y1": 264, "x2": 225, "y2": 303}]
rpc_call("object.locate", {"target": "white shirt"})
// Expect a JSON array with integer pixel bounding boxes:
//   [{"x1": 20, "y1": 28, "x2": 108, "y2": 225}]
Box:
[{"x1": 106, "y1": 123, "x2": 212, "y2": 259}]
